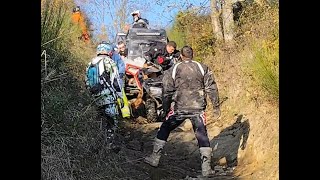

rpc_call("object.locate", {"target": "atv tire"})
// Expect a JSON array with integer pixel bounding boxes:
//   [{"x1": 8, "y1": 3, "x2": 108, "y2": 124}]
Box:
[{"x1": 145, "y1": 98, "x2": 158, "y2": 123}]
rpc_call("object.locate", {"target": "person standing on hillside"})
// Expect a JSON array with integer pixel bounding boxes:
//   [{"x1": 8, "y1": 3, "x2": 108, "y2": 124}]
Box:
[
  {"x1": 99, "y1": 41, "x2": 130, "y2": 118},
  {"x1": 143, "y1": 46, "x2": 221, "y2": 177},
  {"x1": 71, "y1": 6, "x2": 90, "y2": 43},
  {"x1": 85, "y1": 43, "x2": 123, "y2": 129},
  {"x1": 86, "y1": 42, "x2": 130, "y2": 124}
]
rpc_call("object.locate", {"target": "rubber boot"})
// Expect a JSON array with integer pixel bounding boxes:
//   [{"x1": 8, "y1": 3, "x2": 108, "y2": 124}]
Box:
[
  {"x1": 144, "y1": 138, "x2": 166, "y2": 167},
  {"x1": 200, "y1": 147, "x2": 215, "y2": 176}
]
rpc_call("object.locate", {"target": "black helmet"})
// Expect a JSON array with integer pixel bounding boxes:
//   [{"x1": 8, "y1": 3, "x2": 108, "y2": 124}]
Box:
[{"x1": 73, "y1": 6, "x2": 80, "y2": 13}]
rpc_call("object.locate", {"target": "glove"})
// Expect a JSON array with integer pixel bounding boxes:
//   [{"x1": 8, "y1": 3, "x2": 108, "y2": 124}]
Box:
[
  {"x1": 212, "y1": 106, "x2": 221, "y2": 120},
  {"x1": 157, "y1": 56, "x2": 164, "y2": 64}
]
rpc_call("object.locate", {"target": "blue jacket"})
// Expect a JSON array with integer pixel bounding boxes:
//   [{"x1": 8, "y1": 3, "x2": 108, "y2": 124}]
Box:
[{"x1": 111, "y1": 52, "x2": 125, "y2": 76}]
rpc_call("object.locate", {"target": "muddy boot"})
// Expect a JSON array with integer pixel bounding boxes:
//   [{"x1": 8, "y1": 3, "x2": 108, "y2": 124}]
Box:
[
  {"x1": 144, "y1": 138, "x2": 166, "y2": 167},
  {"x1": 200, "y1": 147, "x2": 215, "y2": 177}
]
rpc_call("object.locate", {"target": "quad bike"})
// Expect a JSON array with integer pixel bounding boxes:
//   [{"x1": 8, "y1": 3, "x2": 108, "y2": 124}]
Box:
[
  {"x1": 124, "y1": 55, "x2": 164, "y2": 122},
  {"x1": 120, "y1": 28, "x2": 167, "y2": 121},
  {"x1": 119, "y1": 27, "x2": 176, "y2": 122}
]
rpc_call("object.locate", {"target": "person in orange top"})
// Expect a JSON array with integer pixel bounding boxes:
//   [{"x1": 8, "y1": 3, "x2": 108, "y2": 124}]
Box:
[{"x1": 71, "y1": 6, "x2": 90, "y2": 42}]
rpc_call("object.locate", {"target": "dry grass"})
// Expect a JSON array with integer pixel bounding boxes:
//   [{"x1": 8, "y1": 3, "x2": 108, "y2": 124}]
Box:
[
  {"x1": 41, "y1": 1, "x2": 149, "y2": 179},
  {"x1": 41, "y1": 0, "x2": 126, "y2": 179}
]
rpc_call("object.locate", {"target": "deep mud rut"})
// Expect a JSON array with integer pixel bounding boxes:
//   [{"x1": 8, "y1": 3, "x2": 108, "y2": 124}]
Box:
[{"x1": 105, "y1": 117, "x2": 242, "y2": 180}]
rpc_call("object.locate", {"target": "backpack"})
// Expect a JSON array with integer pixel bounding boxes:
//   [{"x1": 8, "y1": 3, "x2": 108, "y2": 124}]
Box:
[{"x1": 86, "y1": 57, "x2": 113, "y2": 95}]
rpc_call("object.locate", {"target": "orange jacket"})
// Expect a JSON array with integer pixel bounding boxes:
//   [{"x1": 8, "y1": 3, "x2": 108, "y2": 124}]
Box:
[{"x1": 71, "y1": 12, "x2": 88, "y2": 35}]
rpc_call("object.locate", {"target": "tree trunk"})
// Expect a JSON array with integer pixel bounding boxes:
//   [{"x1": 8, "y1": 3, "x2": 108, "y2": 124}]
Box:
[
  {"x1": 211, "y1": 0, "x2": 224, "y2": 42},
  {"x1": 222, "y1": 0, "x2": 235, "y2": 43},
  {"x1": 115, "y1": 0, "x2": 128, "y2": 32}
]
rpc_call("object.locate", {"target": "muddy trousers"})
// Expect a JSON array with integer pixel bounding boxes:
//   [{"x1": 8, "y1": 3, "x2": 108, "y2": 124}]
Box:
[
  {"x1": 146, "y1": 110, "x2": 214, "y2": 176},
  {"x1": 157, "y1": 111, "x2": 210, "y2": 147}
]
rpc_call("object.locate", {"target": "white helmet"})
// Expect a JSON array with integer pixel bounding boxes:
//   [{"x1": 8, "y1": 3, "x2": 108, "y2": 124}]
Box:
[{"x1": 131, "y1": 10, "x2": 141, "y2": 17}]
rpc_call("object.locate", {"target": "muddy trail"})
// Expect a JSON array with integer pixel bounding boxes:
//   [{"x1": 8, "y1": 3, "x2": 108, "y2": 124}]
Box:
[{"x1": 103, "y1": 114, "x2": 249, "y2": 180}]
